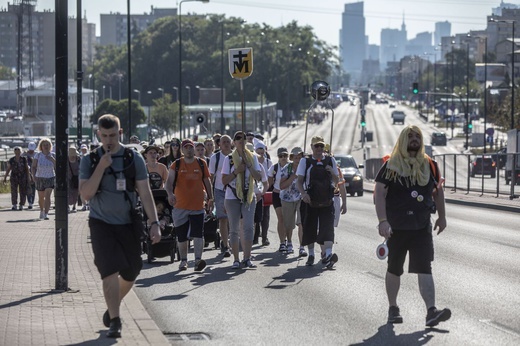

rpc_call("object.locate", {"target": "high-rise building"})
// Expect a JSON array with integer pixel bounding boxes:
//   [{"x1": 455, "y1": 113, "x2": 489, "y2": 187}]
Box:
[
  {"x1": 434, "y1": 21, "x2": 451, "y2": 60},
  {"x1": 339, "y1": 1, "x2": 366, "y2": 83},
  {"x1": 0, "y1": 3, "x2": 96, "y2": 80},
  {"x1": 100, "y1": 7, "x2": 176, "y2": 47}
]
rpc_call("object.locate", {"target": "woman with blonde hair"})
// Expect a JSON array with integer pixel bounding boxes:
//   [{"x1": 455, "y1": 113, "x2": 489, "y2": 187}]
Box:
[
  {"x1": 31, "y1": 138, "x2": 56, "y2": 220},
  {"x1": 221, "y1": 131, "x2": 262, "y2": 269}
]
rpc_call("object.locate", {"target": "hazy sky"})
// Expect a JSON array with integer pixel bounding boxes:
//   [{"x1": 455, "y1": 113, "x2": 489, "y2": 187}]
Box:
[{"x1": 13, "y1": 0, "x2": 512, "y2": 46}]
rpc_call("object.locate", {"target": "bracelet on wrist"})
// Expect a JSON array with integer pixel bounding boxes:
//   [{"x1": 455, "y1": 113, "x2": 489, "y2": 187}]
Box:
[
  {"x1": 150, "y1": 221, "x2": 160, "y2": 227},
  {"x1": 378, "y1": 219, "x2": 387, "y2": 224}
]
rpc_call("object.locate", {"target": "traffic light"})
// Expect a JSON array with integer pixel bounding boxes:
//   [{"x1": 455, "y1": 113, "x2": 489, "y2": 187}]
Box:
[
  {"x1": 361, "y1": 114, "x2": 366, "y2": 127},
  {"x1": 412, "y1": 82, "x2": 419, "y2": 94},
  {"x1": 468, "y1": 121, "x2": 473, "y2": 132}
]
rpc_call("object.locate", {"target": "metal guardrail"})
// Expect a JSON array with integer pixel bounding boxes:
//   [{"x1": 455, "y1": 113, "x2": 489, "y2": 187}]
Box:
[{"x1": 364, "y1": 153, "x2": 519, "y2": 200}]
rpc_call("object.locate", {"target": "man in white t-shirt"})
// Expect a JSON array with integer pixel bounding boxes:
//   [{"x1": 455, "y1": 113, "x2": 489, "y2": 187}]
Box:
[{"x1": 208, "y1": 135, "x2": 233, "y2": 257}]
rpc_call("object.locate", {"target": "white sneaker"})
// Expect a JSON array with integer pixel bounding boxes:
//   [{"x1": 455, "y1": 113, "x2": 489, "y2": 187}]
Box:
[
  {"x1": 44, "y1": 214, "x2": 49, "y2": 220},
  {"x1": 39, "y1": 211, "x2": 45, "y2": 219}
]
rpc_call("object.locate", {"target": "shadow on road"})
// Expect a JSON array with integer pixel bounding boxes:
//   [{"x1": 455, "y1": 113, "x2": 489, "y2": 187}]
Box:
[{"x1": 350, "y1": 324, "x2": 449, "y2": 345}]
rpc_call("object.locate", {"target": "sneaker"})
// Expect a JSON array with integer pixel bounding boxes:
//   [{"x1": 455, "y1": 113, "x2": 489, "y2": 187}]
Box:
[
  {"x1": 253, "y1": 238, "x2": 259, "y2": 245},
  {"x1": 286, "y1": 243, "x2": 294, "y2": 253},
  {"x1": 242, "y1": 258, "x2": 257, "y2": 268},
  {"x1": 299, "y1": 248, "x2": 308, "y2": 257},
  {"x1": 324, "y1": 253, "x2": 338, "y2": 269},
  {"x1": 262, "y1": 238, "x2": 270, "y2": 246},
  {"x1": 305, "y1": 255, "x2": 315, "y2": 266},
  {"x1": 321, "y1": 252, "x2": 327, "y2": 264},
  {"x1": 81, "y1": 205, "x2": 87, "y2": 211},
  {"x1": 231, "y1": 260, "x2": 241, "y2": 269},
  {"x1": 28, "y1": 204, "x2": 33, "y2": 210},
  {"x1": 425, "y1": 307, "x2": 451, "y2": 327},
  {"x1": 18, "y1": 205, "x2": 23, "y2": 211},
  {"x1": 102, "y1": 310, "x2": 110, "y2": 328},
  {"x1": 223, "y1": 248, "x2": 231, "y2": 258},
  {"x1": 39, "y1": 211, "x2": 45, "y2": 219},
  {"x1": 194, "y1": 259, "x2": 206, "y2": 272},
  {"x1": 106, "y1": 317, "x2": 122, "y2": 338},
  {"x1": 279, "y1": 243, "x2": 287, "y2": 253},
  {"x1": 44, "y1": 214, "x2": 49, "y2": 220},
  {"x1": 179, "y1": 260, "x2": 188, "y2": 271},
  {"x1": 11, "y1": 205, "x2": 16, "y2": 210},
  {"x1": 388, "y1": 306, "x2": 403, "y2": 324}
]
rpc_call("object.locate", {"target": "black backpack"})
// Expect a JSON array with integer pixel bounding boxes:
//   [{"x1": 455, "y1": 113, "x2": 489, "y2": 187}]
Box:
[
  {"x1": 304, "y1": 155, "x2": 335, "y2": 208},
  {"x1": 171, "y1": 157, "x2": 206, "y2": 193},
  {"x1": 89, "y1": 147, "x2": 136, "y2": 192}
]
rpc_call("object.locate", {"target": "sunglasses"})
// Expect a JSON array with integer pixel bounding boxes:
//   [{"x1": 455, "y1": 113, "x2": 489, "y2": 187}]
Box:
[
  {"x1": 234, "y1": 136, "x2": 244, "y2": 141},
  {"x1": 314, "y1": 143, "x2": 325, "y2": 148},
  {"x1": 171, "y1": 143, "x2": 180, "y2": 147},
  {"x1": 278, "y1": 154, "x2": 288, "y2": 158}
]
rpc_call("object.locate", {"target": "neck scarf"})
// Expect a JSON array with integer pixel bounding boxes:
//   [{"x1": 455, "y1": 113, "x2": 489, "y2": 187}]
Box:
[{"x1": 231, "y1": 148, "x2": 255, "y2": 204}]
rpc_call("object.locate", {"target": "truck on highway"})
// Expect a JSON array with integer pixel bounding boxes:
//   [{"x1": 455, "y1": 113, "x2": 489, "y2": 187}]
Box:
[
  {"x1": 391, "y1": 110, "x2": 406, "y2": 125},
  {"x1": 505, "y1": 129, "x2": 520, "y2": 185}
]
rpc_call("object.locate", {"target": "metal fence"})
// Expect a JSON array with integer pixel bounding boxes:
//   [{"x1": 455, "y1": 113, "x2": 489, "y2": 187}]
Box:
[{"x1": 365, "y1": 153, "x2": 520, "y2": 200}]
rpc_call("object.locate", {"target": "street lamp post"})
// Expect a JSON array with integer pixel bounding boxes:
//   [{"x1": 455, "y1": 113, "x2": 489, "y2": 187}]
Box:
[
  {"x1": 158, "y1": 87, "x2": 164, "y2": 98},
  {"x1": 173, "y1": 87, "x2": 179, "y2": 102},
  {"x1": 186, "y1": 85, "x2": 191, "y2": 137},
  {"x1": 465, "y1": 34, "x2": 470, "y2": 150},
  {"x1": 118, "y1": 74, "x2": 122, "y2": 100},
  {"x1": 133, "y1": 89, "x2": 141, "y2": 104},
  {"x1": 491, "y1": 18, "x2": 516, "y2": 129},
  {"x1": 179, "y1": 0, "x2": 210, "y2": 140},
  {"x1": 102, "y1": 85, "x2": 106, "y2": 100}
]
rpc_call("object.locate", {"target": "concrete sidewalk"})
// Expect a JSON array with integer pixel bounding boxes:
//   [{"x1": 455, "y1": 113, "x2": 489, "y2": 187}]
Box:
[{"x1": 0, "y1": 193, "x2": 169, "y2": 346}]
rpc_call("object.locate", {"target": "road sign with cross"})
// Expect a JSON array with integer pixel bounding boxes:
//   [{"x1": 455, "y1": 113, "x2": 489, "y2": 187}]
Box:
[{"x1": 229, "y1": 47, "x2": 254, "y2": 80}]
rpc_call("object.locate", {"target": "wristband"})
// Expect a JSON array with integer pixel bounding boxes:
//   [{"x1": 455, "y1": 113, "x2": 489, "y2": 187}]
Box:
[
  {"x1": 378, "y1": 219, "x2": 387, "y2": 223},
  {"x1": 150, "y1": 221, "x2": 160, "y2": 227}
]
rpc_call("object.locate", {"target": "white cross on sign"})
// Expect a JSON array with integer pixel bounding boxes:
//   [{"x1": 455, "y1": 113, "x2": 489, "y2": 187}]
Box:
[{"x1": 229, "y1": 47, "x2": 253, "y2": 80}]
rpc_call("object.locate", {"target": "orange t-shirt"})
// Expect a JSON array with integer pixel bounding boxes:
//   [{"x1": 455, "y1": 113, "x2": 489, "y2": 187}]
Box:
[{"x1": 170, "y1": 158, "x2": 210, "y2": 210}]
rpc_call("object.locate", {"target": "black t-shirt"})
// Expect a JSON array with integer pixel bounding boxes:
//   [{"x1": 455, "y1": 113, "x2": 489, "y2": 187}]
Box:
[
  {"x1": 375, "y1": 161, "x2": 436, "y2": 231},
  {"x1": 148, "y1": 172, "x2": 163, "y2": 190}
]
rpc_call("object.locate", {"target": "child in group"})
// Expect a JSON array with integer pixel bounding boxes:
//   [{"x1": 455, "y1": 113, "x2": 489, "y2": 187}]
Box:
[{"x1": 149, "y1": 200, "x2": 173, "y2": 236}]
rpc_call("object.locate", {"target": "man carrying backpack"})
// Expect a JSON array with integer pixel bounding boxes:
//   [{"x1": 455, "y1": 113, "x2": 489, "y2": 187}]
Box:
[
  {"x1": 296, "y1": 135, "x2": 339, "y2": 268},
  {"x1": 79, "y1": 114, "x2": 161, "y2": 338},
  {"x1": 165, "y1": 139, "x2": 214, "y2": 272},
  {"x1": 374, "y1": 125, "x2": 450, "y2": 327}
]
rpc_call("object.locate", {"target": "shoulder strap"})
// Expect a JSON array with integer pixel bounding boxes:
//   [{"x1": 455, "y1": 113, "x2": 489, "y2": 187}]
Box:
[
  {"x1": 171, "y1": 158, "x2": 181, "y2": 193},
  {"x1": 213, "y1": 152, "x2": 221, "y2": 174},
  {"x1": 272, "y1": 163, "x2": 279, "y2": 183},
  {"x1": 196, "y1": 157, "x2": 205, "y2": 182}
]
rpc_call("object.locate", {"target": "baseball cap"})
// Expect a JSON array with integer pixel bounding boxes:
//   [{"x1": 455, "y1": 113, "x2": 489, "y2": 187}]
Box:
[
  {"x1": 290, "y1": 147, "x2": 303, "y2": 156},
  {"x1": 311, "y1": 135, "x2": 325, "y2": 145},
  {"x1": 277, "y1": 147, "x2": 289, "y2": 156},
  {"x1": 80, "y1": 144, "x2": 88, "y2": 150},
  {"x1": 195, "y1": 142, "x2": 205, "y2": 148},
  {"x1": 181, "y1": 139, "x2": 194, "y2": 148},
  {"x1": 14, "y1": 146, "x2": 22, "y2": 151},
  {"x1": 246, "y1": 143, "x2": 255, "y2": 152},
  {"x1": 255, "y1": 133, "x2": 265, "y2": 141},
  {"x1": 28, "y1": 142, "x2": 36, "y2": 151}
]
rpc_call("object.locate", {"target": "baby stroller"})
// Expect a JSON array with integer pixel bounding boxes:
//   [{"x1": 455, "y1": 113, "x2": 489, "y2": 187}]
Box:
[
  {"x1": 144, "y1": 189, "x2": 177, "y2": 263},
  {"x1": 204, "y1": 211, "x2": 221, "y2": 249}
]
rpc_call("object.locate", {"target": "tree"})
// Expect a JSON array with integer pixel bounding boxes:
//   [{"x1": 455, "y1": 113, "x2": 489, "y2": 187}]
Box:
[
  {"x1": 0, "y1": 65, "x2": 14, "y2": 80},
  {"x1": 92, "y1": 99, "x2": 146, "y2": 135},
  {"x1": 151, "y1": 94, "x2": 178, "y2": 137}
]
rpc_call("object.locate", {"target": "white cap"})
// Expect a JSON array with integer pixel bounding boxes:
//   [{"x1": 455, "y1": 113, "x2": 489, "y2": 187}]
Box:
[
  {"x1": 28, "y1": 142, "x2": 36, "y2": 151},
  {"x1": 80, "y1": 144, "x2": 88, "y2": 149}
]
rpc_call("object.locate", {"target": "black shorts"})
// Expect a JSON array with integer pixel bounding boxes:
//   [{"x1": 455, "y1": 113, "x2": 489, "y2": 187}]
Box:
[
  {"x1": 89, "y1": 217, "x2": 143, "y2": 281},
  {"x1": 272, "y1": 191, "x2": 282, "y2": 209},
  {"x1": 300, "y1": 202, "x2": 335, "y2": 246},
  {"x1": 176, "y1": 213, "x2": 204, "y2": 243},
  {"x1": 387, "y1": 225, "x2": 434, "y2": 276}
]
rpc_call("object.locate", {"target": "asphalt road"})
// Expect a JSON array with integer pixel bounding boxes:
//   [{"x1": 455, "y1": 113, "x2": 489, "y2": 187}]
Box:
[{"x1": 133, "y1": 111, "x2": 520, "y2": 345}]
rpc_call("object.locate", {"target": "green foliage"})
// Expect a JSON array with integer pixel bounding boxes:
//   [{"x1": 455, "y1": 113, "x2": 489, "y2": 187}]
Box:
[
  {"x1": 151, "y1": 94, "x2": 178, "y2": 136},
  {"x1": 90, "y1": 14, "x2": 337, "y2": 124},
  {"x1": 0, "y1": 65, "x2": 14, "y2": 80},
  {"x1": 93, "y1": 99, "x2": 146, "y2": 135}
]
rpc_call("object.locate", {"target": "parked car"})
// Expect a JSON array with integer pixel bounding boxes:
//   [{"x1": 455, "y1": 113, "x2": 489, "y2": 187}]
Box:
[
  {"x1": 389, "y1": 102, "x2": 396, "y2": 108},
  {"x1": 431, "y1": 132, "x2": 447, "y2": 146},
  {"x1": 334, "y1": 154, "x2": 364, "y2": 197},
  {"x1": 470, "y1": 157, "x2": 496, "y2": 178},
  {"x1": 492, "y1": 148, "x2": 507, "y2": 169}
]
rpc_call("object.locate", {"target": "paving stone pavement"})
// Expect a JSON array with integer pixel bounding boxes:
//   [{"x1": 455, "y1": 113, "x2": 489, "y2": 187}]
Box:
[{"x1": 0, "y1": 193, "x2": 169, "y2": 346}]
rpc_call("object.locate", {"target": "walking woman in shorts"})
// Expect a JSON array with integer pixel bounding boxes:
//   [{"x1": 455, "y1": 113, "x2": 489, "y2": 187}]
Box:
[{"x1": 31, "y1": 138, "x2": 56, "y2": 220}]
